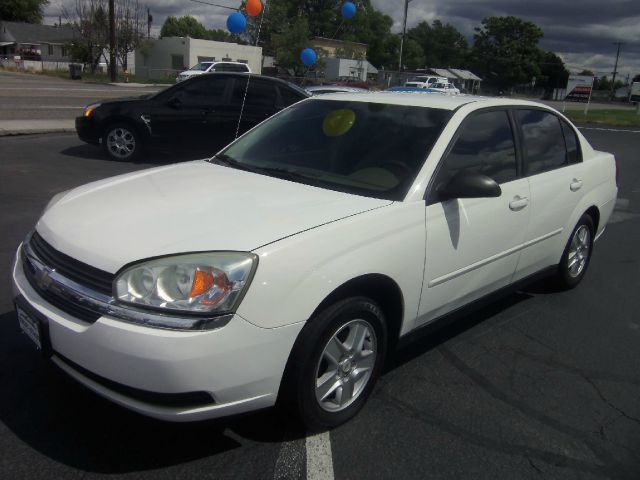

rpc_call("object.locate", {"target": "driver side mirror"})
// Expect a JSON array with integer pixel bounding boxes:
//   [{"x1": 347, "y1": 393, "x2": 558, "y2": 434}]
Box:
[{"x1": 437, "y1": 170, "x2": 501, "y2": 200}]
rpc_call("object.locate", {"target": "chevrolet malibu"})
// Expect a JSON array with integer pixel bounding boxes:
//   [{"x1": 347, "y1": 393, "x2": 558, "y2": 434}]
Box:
[{"x1": 12, "y1": 93, "x2": 618, "y2": 430}]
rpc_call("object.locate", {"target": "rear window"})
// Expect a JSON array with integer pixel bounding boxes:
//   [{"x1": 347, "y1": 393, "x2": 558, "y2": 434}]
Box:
[{"x1": 218, "y1": 99, "x2": 451, "y2": 200}]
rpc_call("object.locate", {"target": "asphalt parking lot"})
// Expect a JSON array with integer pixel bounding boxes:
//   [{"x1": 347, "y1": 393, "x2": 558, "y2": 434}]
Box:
[{"x1": 1, "y1": 129, "x2": 639, "y2": 479}]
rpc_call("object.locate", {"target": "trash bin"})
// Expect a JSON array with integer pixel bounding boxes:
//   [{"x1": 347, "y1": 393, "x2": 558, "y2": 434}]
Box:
[{"x1": 69, "y1": 63, "x2": 82, "y2": 80}]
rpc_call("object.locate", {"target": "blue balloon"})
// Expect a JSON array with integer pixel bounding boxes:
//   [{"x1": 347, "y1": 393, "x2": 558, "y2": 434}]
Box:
[
  {"x1": 341, "y1": 2, "x2": 357, "y2": 19},
  {"x1": 226, "y1": 12, "x2": 246, "y2": 34},
  {"x1": 300, "y1": 48, "x2": 317, "y2": 66}
]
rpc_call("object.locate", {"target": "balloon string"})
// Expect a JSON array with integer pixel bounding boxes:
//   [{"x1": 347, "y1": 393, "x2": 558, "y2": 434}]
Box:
[
  {"x1": 235, "y1": 0, "x2": 268, "y2": 139},
  {"x1": 331, "y1": 19, "x2": 344, "y2": 41}
]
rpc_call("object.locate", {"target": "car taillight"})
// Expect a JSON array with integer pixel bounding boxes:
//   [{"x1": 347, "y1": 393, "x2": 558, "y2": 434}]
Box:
[{"x1": 615, "y1": 158, "x2": 620, "y2": 187}]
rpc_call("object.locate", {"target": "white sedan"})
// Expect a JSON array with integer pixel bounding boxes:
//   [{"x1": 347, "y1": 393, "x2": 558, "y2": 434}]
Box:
[{"x1": 12, "y1": 93, "x2": 618, "y2": 430}]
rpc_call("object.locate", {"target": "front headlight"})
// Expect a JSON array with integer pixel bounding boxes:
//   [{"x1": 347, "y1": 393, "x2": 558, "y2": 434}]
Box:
[
  {"x1": 83, "y1": 103, "x2": 101, "y2": 117},
  {"x1": 115, "y1": 252, "x2": 257, "y2": 316}
]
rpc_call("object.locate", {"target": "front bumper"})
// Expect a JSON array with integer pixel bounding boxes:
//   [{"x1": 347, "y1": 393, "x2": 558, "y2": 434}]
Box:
[
  {"x1": 75, "y1": 116, "x2": 100, "y2": 144},
  {"x1": 11, "y1": 248, "x2": 303, "y2": 422}
]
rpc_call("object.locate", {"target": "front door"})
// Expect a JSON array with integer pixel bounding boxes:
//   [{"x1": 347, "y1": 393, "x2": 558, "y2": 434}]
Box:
[
  {"x1": 151, "y1": 76, "x2": 229, "y2": 150},
  {"x1": 418, "y1": 109, "x2": 531, "y2": 325}
]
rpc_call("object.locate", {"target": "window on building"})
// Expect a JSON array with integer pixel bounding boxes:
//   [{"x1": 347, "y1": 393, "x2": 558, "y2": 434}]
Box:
[
  {"x1": 61, "y1": 46, "x2": 67, "y2": 57},
  {"x1": 47, "y1": 44, "x2": 53, "y2": 55},
  {"x1": 171, "y1": 54, "x2": 184, "y2": 70}
]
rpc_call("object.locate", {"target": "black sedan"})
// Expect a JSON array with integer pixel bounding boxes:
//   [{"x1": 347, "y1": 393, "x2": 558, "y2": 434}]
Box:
[{"x1": 75, "y1": 73, "x2": 309, "y2": 161}]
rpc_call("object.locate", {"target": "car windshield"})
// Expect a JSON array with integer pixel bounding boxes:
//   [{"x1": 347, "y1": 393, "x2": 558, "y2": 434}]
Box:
[
  {"x1": 189, "y1": 62, "x2": 213, "y2": 71},
  {"x1": 211, "y1": 99, "x2": 450, "y2": 201}
]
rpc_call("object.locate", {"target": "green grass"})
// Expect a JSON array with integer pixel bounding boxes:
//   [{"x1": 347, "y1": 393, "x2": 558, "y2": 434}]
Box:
[{"x1": 563, "y1": 108, "x2": 640, "y2": 128}]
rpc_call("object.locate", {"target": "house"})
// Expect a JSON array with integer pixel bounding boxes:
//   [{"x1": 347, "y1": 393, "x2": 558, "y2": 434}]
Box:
[
  {"x1": 0, "y1": 21, "x2": 75, "y2": 69},
  {"x1": 310, "y1": 37, "x2": 378, "y2": 82},
  {"x1": 135, "y1": 37, "x2": 262, "y2": 79}
]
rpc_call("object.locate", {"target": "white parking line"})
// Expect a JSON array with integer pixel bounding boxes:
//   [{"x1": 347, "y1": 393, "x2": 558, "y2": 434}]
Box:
[
  {"x1": 306, "y1": 432, "x2": 335, "y2": 480},
  {"x1": 273, "y1": 430, "x2": 335, "y2": 480}
]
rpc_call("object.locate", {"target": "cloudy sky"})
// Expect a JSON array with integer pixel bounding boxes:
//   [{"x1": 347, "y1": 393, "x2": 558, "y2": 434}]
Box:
[{"x1": 45, "y1": 0, "x2": 640, "y2": 78}]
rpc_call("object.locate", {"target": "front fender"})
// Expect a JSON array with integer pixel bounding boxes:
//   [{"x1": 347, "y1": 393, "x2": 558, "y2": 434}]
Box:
[{"x1": 236, "y1": 202, "x2": 425, "y2": 333}]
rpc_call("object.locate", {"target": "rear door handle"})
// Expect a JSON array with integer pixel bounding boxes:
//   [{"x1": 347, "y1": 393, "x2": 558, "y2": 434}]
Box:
[
  {"x1": 509, "y1": 195, "x2": 529, "y2": 211},
  {"x1": 570, "y1": 179, "x2": 583, "y2": 191}
]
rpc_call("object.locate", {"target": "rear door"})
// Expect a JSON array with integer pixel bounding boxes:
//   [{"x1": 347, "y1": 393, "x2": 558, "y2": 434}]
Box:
[
  {"x1": 512, "y1": 109, "x2": 586, "y2": 280},
  {"x1": 418, "y1": 109, "x2": 531, "y2": 324}
]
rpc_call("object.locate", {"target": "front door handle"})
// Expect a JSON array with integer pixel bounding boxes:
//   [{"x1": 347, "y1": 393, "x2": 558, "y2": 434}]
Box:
[
  {"x1": 509, "y1": 195, "x2": 529, "y2": 211},
  {"x1": 570, "y1": 178, "x2": 583, "y2": 192}
]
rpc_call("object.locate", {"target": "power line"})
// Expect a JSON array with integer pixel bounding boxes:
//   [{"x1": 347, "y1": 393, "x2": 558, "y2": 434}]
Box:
[{"x1": 188, "y1": 0, "x2": 239, "y2": 11}]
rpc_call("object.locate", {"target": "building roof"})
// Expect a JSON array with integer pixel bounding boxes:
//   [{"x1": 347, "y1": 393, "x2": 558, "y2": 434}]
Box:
[
  {"x1": 448, "y1": 68, "x2": 482, "y2": 81},
  {"x1": 0, "y1": 21, "x2": 75, "y2": 45},
  {"x1": 429, "y1": 68, "x2": 456, "y2": 78}
]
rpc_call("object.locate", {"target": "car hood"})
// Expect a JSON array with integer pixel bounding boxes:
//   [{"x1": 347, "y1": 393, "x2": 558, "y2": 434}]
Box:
[{"x1": 37, "y1": 161, "x2": 392, "y2": 273}]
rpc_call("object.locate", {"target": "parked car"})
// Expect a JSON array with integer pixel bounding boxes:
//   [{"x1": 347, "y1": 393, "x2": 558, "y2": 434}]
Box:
[
  {"x1": 75, "y1": 73, "x2": 309, "y2": 161},
  {"x1": 429, "y1": 82, "x2": 461, "y2": 94},
  {"x1": 404, "y1": 75, "x2": 447, "y2": 88},
  {"x1": 176, "y1": 61, "x2": 251, "y2": 83},
  {"x1": 334, "y1": 76, "x2": 370, "y2": 89},
  {"x1": 386, "y1": 86, "x2": 444, "y2": 94},
  {"x1": 306, "y1": 85, "x2": 368, "y2": 95},
  {"x1": 15, "y1": 93, "x2": 617, "y2": 430}
]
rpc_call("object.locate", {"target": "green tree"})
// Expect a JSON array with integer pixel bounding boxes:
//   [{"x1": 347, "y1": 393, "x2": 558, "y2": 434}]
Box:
[
  {"x1": 408, "y1": 20, "x2": 468, "y2": 68},
  {"x1": 578, "y1": 69, "x2": 595, "y2": 76},
  {"x1": 596, "y1": 75, "x2": 610, "y2": 91},
  {"x1": 160, "y1": 15, "x2": 239, "y2": 43},
  {"x1": 633, "y1": 74, "x2": 640, "y2": 83},
  {"x1": 160, "y1": 15, "x2": 208, "y2": 39},
  {"x1": 271, "y1": 17, "x2": 314, "y2": 76},
  {"x1": 538, "y1": 51, "x2": 569, "y2": 94},
  {"x1": 0, "y1": 0, "x2": 49, "y2": 23},
  {"x1": 471, "y1": 16, "x2": 544, "y2": 88}
]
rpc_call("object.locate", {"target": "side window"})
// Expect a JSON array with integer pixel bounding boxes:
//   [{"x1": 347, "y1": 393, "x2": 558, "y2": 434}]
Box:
[
  {"x1": 517, "y1": 110, "x2": 567, "y2": 175},
  {"x1": 231, "y1": 79, "x2": 277, "y2": 109},
  {"x1": 560, "y1": 119, "x2": 582, "y2": 164},
  {"x1": 279, "y1": 86, "x2": 304, "y2": 106},
  {"x1": 431, "y1": 110, "x2": 517, "y2": 202},
  {"x1": 176, "y1": 77, "x2": 227, "y2": 107}
]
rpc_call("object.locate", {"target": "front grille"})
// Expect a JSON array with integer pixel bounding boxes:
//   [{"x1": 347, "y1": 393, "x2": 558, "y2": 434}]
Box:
[
  {"x1": 21, "y1": 232, "x2": 116, "y2": 323},
  {"x1": 22, "y1": 249, "x2": 102, "y2": 323},
  {"x1": 29, "y1": 232, "x2": 114, "y2": 296}
]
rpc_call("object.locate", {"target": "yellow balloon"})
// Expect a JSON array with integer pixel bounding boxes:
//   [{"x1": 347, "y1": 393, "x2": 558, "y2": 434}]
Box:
[{"x1": 322, "y1": 109, "x2": 356, "y2": 137}]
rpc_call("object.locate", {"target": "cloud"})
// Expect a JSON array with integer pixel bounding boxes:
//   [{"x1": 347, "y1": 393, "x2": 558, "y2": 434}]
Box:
[{"x1": 44, "y1": 0, "x2": 640, "y2": 76}]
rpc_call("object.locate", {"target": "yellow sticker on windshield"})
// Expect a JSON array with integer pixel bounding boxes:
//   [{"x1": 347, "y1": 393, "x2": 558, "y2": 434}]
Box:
[{"x1": 322, "y1": 109, "x2": 356, "y2": 137}]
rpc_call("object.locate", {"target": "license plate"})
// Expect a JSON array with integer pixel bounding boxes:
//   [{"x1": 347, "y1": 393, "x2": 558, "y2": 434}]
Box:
[{"x1": 17, "y1": 305, "x2": 42, "y2": 350}]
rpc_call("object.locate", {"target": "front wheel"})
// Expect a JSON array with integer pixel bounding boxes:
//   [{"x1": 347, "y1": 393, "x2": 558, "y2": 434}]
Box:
[
  {"x1": 280, "y1": 297, "x2": 387, "y2": 431},
  {"x1": 554, "y1": 214, "x2": 594, "y2": 289},
  {"x1": 102, "y1": 123, "x2": 142, "y2": 162}
]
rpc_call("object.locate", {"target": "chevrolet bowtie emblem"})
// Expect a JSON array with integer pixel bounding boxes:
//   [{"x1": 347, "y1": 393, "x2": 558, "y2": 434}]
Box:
[{"x1": 35, "y1": 268, "x2": 53, "y2": 291}]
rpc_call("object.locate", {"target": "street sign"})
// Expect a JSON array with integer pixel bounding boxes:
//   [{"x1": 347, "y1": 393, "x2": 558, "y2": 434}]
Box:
[{"x1": 564, "y1": 75, "x2": 594, "y2": 102}]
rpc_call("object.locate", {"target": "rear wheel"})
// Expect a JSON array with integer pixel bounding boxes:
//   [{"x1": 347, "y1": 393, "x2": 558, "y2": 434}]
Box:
[
  {"x1": 280, "y1": 297, "x2": 387, "y2": 431},
  {"x1": 554, "y1": 214, "x2": 594, "y2": 289},
  {"x1": 102, "y1": 123, "x2": 142, "y2": 162}
]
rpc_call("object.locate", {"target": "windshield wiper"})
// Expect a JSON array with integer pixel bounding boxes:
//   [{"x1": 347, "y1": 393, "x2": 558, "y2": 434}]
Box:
[{"x1": 212, "y1": 155, "x2": 311, "y2": 183}]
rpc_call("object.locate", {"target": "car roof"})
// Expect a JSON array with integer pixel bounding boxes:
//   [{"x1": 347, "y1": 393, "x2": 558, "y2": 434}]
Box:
[{"x1": 311, "y1": 92, "x2": 554, "y2": 111}]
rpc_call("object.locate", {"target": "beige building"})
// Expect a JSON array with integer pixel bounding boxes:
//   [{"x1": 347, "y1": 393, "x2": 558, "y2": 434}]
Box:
[
  {"x1": 311, "y1": 37, "x2": 367, "y2": 60},
  {"x1": 135, "y1": 37, "x2": 262, "y2": 79}
]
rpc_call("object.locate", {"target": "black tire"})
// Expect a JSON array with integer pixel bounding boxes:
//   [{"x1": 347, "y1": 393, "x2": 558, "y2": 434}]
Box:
[
  {"x1": 279, "y1": 297, "x2": 387, "y2": 431},
  {"x1": 101, "y1": 122, "x2": 142, "y2": 162},
  {"x1": 554, "y1": 214, "x2": 595, "y2": 289}
]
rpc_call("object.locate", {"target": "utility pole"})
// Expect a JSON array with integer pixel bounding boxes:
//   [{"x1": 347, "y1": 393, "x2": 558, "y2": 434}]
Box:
[
  {"x1": 147, "y1": 8, "x2": 152, "y2": 40},
  {"x1": 109, "y1": 0, "x2": 116, "y2": 82},
  {"x1": 610, "y1": 41, "x2": 623, "y2": 100},
  {"x1": 398, "y1": 0, "x2": 412, "y2": 71}
]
